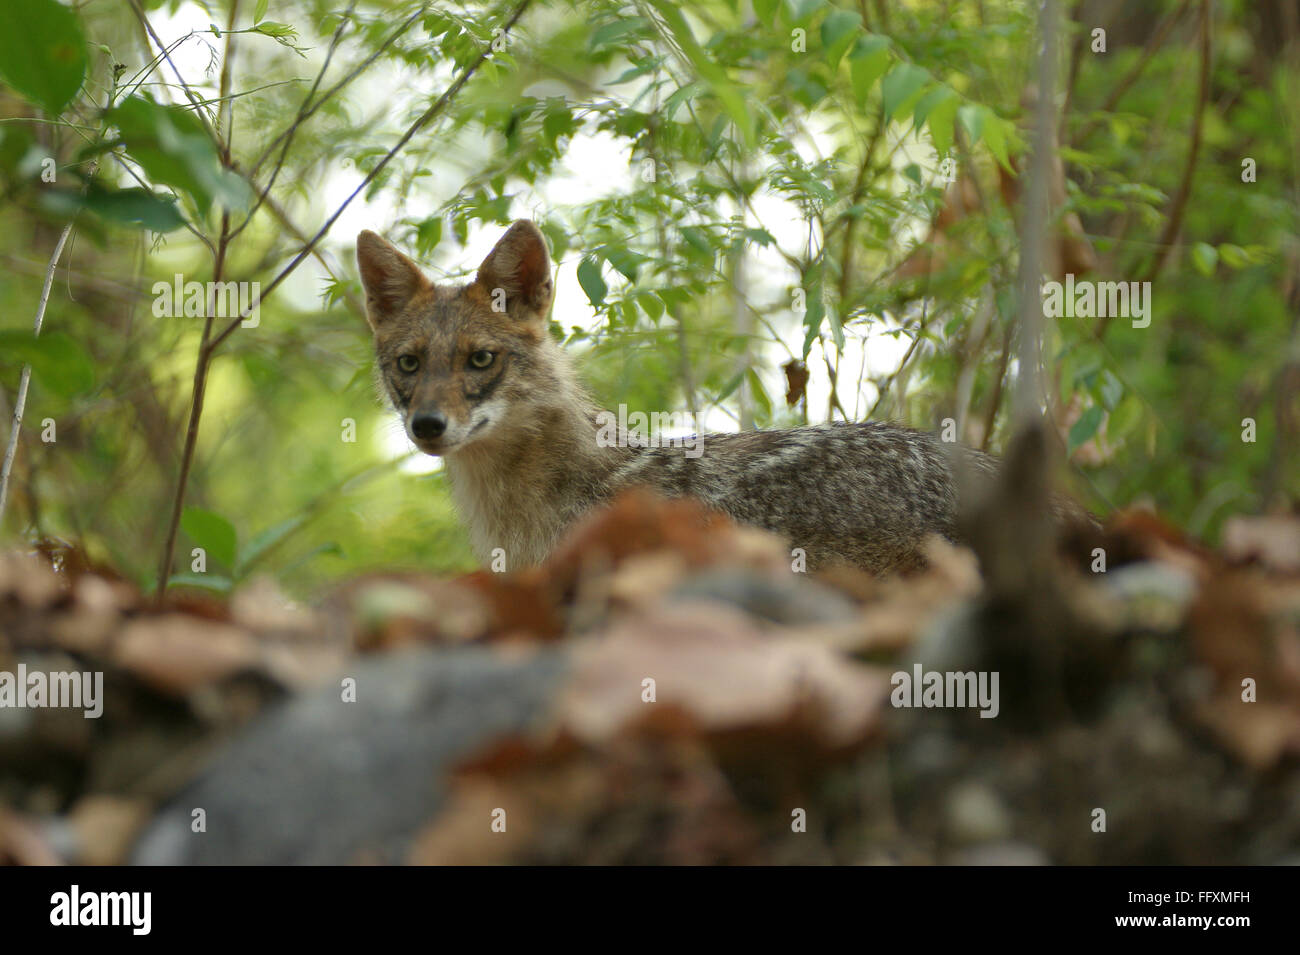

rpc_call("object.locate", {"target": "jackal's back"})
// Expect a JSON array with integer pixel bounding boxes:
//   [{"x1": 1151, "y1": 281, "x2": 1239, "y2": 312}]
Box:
[{"x1": 612, "y1": 421, "x2": 998, "y2": 573}]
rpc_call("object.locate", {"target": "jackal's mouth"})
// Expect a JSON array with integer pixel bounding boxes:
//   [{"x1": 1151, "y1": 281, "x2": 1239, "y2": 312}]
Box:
[
  {"x1": 410, "y1": 435, "x2": 453, "y2": 456},
  {"x1": 406, "y1": 416, "x2": 492, "y2": 456}
]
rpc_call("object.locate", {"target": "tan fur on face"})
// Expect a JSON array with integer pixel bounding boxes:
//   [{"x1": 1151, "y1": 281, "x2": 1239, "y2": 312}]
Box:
[{"x1": 356, "y1": 222, "x2": 578, "y2": 457}]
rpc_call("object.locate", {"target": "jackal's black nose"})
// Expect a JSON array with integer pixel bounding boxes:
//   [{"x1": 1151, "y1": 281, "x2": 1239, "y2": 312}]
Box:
[{"x1": 411, "y1": 411, "x2": 447, "y2": 440}]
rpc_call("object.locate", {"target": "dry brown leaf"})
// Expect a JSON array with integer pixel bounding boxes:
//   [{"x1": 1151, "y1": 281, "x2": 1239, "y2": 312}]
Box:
[
  {"x1": 0, "y1": 807, "x2": 62, "y2": 866},
  {"x1": 1194, "y1": 695, "x2": 1300, "y2": 771},
  {"x1": 67, "y1": 796, "x2": 151, "y2": 866},
  {"x1": 560, "y1": 601, "x2": 891, "y2": 751},
  {"x1": 113, "y1": 615, "x2": 261, "y2": 695},
  {"x1": 1222, "y1": 516, "x2": 1300, "y2": 573}
]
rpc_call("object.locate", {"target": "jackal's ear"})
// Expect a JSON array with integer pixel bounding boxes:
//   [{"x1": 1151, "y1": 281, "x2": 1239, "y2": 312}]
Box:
[
  {"x1": 474, "y1": 220, "x2": 554, "y2": 319},
  {"x1": 356, "y1": 230, "x2": 427, "y2": 326}
]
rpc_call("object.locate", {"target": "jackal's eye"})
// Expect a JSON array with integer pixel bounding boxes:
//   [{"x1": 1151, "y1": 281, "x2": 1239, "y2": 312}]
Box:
[
  {"x1": 468, "y1": 349, "x2": 495, "y2": 370},
  {"x1": 396, "y1": 354, "x2": 420, "y2": 373}
]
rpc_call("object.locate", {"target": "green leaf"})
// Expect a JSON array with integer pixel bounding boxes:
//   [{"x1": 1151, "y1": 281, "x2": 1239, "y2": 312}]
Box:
[
  {"x1": 913, "y1": 85, "x2": 955, "y2": 128},
  {"x1": 1098, "y1": 369, "x2": 1123, "y2": 411},
  {"x1": 819, "y1": 9, "x2": 861, "y2": 69},
  {"x1": 415, "y1": 216, "x2": 442, "y2": 257},
  {"x1": 40, "y1": 182, "x2": 187, "y2": 233},
  {"x1": 787, "y1": 0, "x2": 827, "y2": 23},
  {"x1": 637, "y1": 290, "x2": 664, "y2": 321},
  {"x1": 801, "y1": 320, "x2": 820, "y2": 360},
  {"x1": 82, "y1": 185, "x2": 186, "y2": 232},
  {"x1": 716, "y1": 369, "x2": 746, "y2": 403},
  {"x1": 926, "y1": 93, "x2": 959, "y2": 157},
  {"x1": 109, "y1": 96, "x2": 251, "y2": 216},
  {"x1": 746, "y1": 367, "x2": 772, "y2": 422},
  {"x1": 166, "y1": 573, "x2": 232, "y2": 594},
  {"x1": 542, "y1": 103, "x2": 576, "y2": 142},
  {"x1": 589, "y1": 18, "x2": 647, "y2": 50},
  {"x1": 181, "y1": 507, "x2": 238, "y2": 568},
  {"x1": 278, "y1": 542, "x2": 343, "y2": 577},
  {"x1": 1108, "y1": 393, "x2": 1142, "y2": 439},
  {"x1": 957, "y1": 103, "x2": 984, "y2": 145},
  {"x1": 607, "y1": 60, "x2": 660, "y2": 85},
  {"x1": 253, "y1": 0, "x2": 269, "y2": 24},
  {"x1": 0, "y1": 330, "x2": 95, "y2": 397},
  {"x1": 802, "y1": 292, "x2": 826, "y2": 359},
  {"x1": 753, "y1": 0, "x2": 781, "y2": 26},
  {"x1": 848, "y1": 35, "x2": 891, "y2": 108},
  {"x1": 1068, "y1": 405, "x2": 1104, "y2": 454},
  {"x1": 0, "y1": 0, "x2": 87, "y2": 116},
  {"x1": 880, "y1": 63, "x2": 929, "y2": 121},
  {"x1": 826, "y1": 299, "x2": 844, "y2": 351},
  {"x1": 1190, "y1": 242, "x2": 1218, "y2": 276},
  {"x1": 1218, "y1": 243, "x2": 1249, "y2": 269},
  {"x1": 254, "y1": 21, "x2": 299, "y2": 42},
  {"x1": 237, "y1": 514, "x2": 307, "y2": 574},
  {"x1": 646, "y1": 1, "x2": 755, "y2": 147},
  {"x1": 662, "y1": 81, "x2": 702, "y2": 120},
  {"x1": 604, "y1": 245, "x2": 648, "y2": 281},
  {"x1": 577, "y1": 257, "x2": 607, "y2": 308},
  {"x1": 981, "y1": 110, "x2": 1012, "y2": 170}
]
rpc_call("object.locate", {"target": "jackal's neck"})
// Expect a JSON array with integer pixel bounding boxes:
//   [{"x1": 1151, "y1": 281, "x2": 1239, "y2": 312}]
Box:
[{"x1": 440, "y1": 361, "x2": 631, "y2": 567}]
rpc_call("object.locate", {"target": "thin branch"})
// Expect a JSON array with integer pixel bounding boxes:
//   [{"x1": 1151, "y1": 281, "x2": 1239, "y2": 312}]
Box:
[
  {"x1": 229, "y1": 1, "x2": 362, "y2": 240},
  {"x1": 1070, "y1": 0, "x2": 1190, "y2": 146},
  {"x1": 0, "y1": 224, "x2": 74, "y2": 522},
  {"x1": 867, "y1": 307, "x2": 933, "y2": 419},
  {"x1": 154, "y1": 0, "x2": 242, "y2": 598},
  {"x1": 1140, "y1": 0, "x2": 1211, "y2": 282},
  {"x1": 247, "y1": 2, "x2": 429, "y2": 176},
  {"x1": 979, "y1": 322, "x2": 1013, "y2": 451},
  {"x1": 154, "y1": 216, "x2": 228, "y2": 597},
  {"x1": 1013, "y1": 0, "x2": 1060, "y2": 425},
  {"x1": 128, "y1": 0, "x2": 220, "y2": 140}
]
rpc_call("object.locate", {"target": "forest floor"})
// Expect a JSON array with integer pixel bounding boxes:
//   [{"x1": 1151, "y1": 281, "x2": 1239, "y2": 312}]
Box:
[{"x1": 2, "y1": 447, "x2": 1299, "y2": 864}]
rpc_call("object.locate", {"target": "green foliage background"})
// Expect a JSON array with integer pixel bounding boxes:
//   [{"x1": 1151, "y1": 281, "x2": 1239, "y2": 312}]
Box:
[{"x1": 0, "y1": 0, "x2": 1295, "y2": 597}]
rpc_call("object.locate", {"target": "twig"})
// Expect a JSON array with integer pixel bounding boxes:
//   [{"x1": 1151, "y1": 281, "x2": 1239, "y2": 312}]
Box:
[
  {"x1": 1139, "y1": 0, "x2": 1210, "y2": 282},
  {"x1": 979, "y1": 322, "x2": 1013, "y2": 451},
  {"x1": 155, "y1": 216, "x2": 230, "y2": 597},
  {"x1": 867, "y1": 306, "x2": 933, "y2": 419},
  {"x1": 229, "y1": 0, "x2": 362, "y2": 241},
  {"x1": 247, "y1": 3, "x2": 429, "y2": 176},
  {"x1": 1071, "y1": 0, "x2": 1190, "y2": 145},
  {"x1": 0, "y1": 225, "x2": 74, "y2": 522},
  {"x1": 154, "y1": 0, "x2": 242, "y2": 599},
  {"x1": 1096, "y1": 0, "x2": 1210, "y2": 340},
  {"x1": 1013, "y1": 0, "x2": 1060, "y2": 425},
  {"x1": 128, "y1": 0, "x2": 220, "y2": 140}
]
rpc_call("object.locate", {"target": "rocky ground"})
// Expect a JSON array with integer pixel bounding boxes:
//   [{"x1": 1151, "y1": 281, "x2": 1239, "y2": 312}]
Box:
[{"x1": 2, "y1": 441, "x2": 1298, "y2": 864}]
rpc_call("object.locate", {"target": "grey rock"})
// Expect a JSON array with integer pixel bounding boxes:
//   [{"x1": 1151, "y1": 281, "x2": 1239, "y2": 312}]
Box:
[{"x1": 131, "y1": 647, "x2": 566, "y2": 865}]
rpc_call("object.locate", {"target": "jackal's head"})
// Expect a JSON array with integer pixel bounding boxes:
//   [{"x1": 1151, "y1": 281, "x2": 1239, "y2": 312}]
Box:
[{"x1": 355, "y1": 220, "x2": 563, "y2": 457}]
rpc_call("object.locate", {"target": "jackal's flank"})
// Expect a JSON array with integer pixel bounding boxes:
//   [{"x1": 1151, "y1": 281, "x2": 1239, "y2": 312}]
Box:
[{"x1": 356, "y1": 220, "x2": 1002, "y2": 574}]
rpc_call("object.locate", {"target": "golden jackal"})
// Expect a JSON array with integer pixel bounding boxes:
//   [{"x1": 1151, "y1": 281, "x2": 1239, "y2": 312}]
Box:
[{"x1": 357, "y1": 220, "x2": 1008, "y2": 574}]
